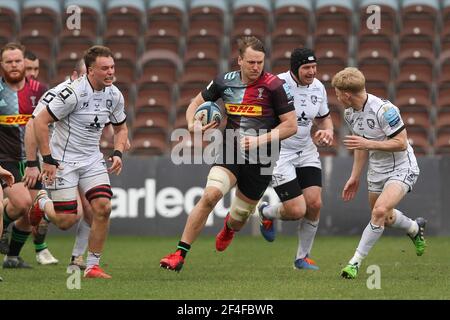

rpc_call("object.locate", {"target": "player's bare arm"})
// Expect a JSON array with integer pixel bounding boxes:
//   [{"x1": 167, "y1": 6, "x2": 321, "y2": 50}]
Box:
[
  {"x1": 343, "y1": 129, "x2": 408, "y2": 151},
  {"x1": 314, "y1": 115, "x2": 334, "y2": 147},
  {"x1": 0, "y1": 166, "x2": 14, "y2": 187},
  {"x1": 242, "y1": 110, "x2": 297, "y2": 150},
  {"x1": 186, "y1": 93, "x2": 218, "y2": 133},
  {"x1": 23, "y1": 118, "x2": 40, "y2": 188},
  {"x1": 108, "y1": 122, "x2": 129, "y2": 175},
  {"x1": 34, "y1": 108, "x2": 57, "y2": 183},
  {"x1": 342, "y1": 149, "x2": 368, "y2": 201}
]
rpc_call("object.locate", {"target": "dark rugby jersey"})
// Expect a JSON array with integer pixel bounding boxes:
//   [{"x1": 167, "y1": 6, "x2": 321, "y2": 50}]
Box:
[
  {"x1": 202, "y1": 71, "x2": 294, "y2": 164},
  {"x1": 202, "y1": 71, "x2": 294, "y2": 132},
  {"x1": 0, "y1": 77, "x2": 47, "y2": 161}
]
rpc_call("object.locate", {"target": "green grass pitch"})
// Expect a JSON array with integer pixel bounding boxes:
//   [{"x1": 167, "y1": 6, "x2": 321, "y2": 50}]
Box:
[{"x1": 0, "y1": 235, "x2": 448, "y2": 300}]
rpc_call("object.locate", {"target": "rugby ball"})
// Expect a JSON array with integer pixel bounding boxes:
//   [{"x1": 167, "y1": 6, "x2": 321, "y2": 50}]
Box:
[{"x1": 194, "y1": 101, "x2": 223, "y2": 126}]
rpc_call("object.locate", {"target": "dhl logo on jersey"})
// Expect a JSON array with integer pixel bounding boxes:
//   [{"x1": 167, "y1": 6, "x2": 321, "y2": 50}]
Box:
[
  {"x1": 225, "y1": 104, "x2": 262, "y2": 116},
  {"x1": 0, "y1": 114, "x2": 32, "y2": 125}
]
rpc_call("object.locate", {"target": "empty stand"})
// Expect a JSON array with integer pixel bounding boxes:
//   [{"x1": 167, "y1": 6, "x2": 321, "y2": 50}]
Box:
[
  {"x1": 138, "y1": 49, "x2": 181, "y2": 88},
  {"x1": 131, "y1": 131, "x2": 169, "y2": 155},
  {"x1": 0, "y1": 0, "x2": 19, "y2": 43},
  {"x1": 145, "y1": 0, "x2": 185, "y2": 53},
  {"x1": 272, "y1": 0, "x2": 312, "y2": 62}
]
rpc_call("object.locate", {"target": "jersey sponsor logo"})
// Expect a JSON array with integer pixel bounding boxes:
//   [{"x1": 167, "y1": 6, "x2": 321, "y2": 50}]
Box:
[
  {"x1": 0, "y1": 114, "x2": 32, "y2": 125},
  {"x1": 297, "y1": 111, "x2": 310, "y2": 126},
  {"x1": 224, "y1": 72, "x2": 237, "y2": 80},
  {"x1": 225, "y1": 104, "x2": 262, "y2": 116},
  {"x1": 282, "y1": 82, "x2": 292, "y2": 100},
  {"x1": 224, "y1": 88, "x2": 233, "y2": 96},
  {"x1": 383, "y1": 106, "x2": 400, "y2": 127}
]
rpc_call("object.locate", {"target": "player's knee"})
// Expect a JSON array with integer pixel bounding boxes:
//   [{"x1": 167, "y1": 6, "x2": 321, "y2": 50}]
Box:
[
  {"x1": 372, "y1": 205, "x2": 388, "y2": 220},
  {"x1": 58, "y1": 217, "x2": 78, "y2": 231},
  {"x1": 91, "y1": 198, "x2": 112, "y2": 218},
  {"x1": 205, "y1": 166, "x2": 232, "y2": 196},
  {"x1": 306, "y1": 199, "x2": 322, "y2": 213},
  {"x1": 15, "y1": 198, "x2": 32, "y2": 214},
  {"x1": 201, "y1": 189, "x2": 222, "y2": 210},
  {"x1": 283, "y1": 202, "x2": 305, "y2": 219},
  {"x1": 229, "y1": 197, "x2": 256, "y2": 222}
]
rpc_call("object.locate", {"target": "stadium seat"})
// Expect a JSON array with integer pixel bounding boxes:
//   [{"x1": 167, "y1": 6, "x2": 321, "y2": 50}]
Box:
[
  {"x1": 130, "y1": 131, "x2": 169, "y2": 155},
  {"x1": 407, "y1": 130, "x2": 431, "y2": 156},
  {"x1": 174, "y1": 112, "x2": 188, "y2": 129},
  {"x1": 176, "y1": 82, "x2": 206, "y2": 115},
  {"x1": 402, "y1": 110, "x2": 431, "y2": 132},
  {"x1": 105, "y1": 0, "x2": 145, "y2": 42},
  {"x1": 20, "y1": 0, "x2": 60, "y2": 70},
  {"x1": 314, "y1": 0, "x2": 352, "y2": 68},
  {"x1": 132, "y1": 111, "x2": 170, "y2": 135},
  {"x1": 399, "y1": 0, "x2": 438, "y2": 53},
  {"x1": 316, "y1": 63, "x2": 346, "y2": 85},
  {"x1": 145, "y1": 0, "x2": 185, "y2": 53},
  {"x1": 21, "y1": 0, "x2": 60, "y2": 37},
  {"x1": 188, "y1": 0, "x2": 226, "y2": 41},
  {"x1": 437, "y1": 82, "x2": 450, "y2": 110},
  {"x1": 366, "y1": 81, "x2": 390, "y2": 100},
  {"x1": 358, "y1": 53, "x2": 393, "y2": 83},
  {"x1": 325, "y1": 86, "x2": 340, "y2": 110},
  {"x1": 315, "y1": 0, "x2": 353, "y2": 40},
  {"x1": 105, "y1": 38, "x2": 139, "y2": 66},
  {"x1": 137, "y1": 49, "x2": 181, "y2": 88},
  {"x1": 56, "y1": 37, "x2": 94, "y2": 66},
  {"x1": 435, "y1": 110, "x2": 450, "y2": 132},
  {"x1": 0, "y1": 0, "x2": 19, "y2": 41},
  {"x1": 113, "y1": 59, "x2": 136, "y2": 84},
  {"x1": 441, "y1": 0, "x2": 450, "y2": 51},
  {"x1": 184, "y1": 36, "x2": 221, "y2": 65},
  {"x1": 272, "y1": 0, "x2": 312, "y2": 57},
  {"x1": 271, "y1": 55, "x2": 291, "y2": 75},
  {"x1": 179, "y1": 59, "x2": 219, "y2": 86},
  {"x1": 396, "y1": 49, "x2": 434, "y2": 88},
  {"x1": 229, "y1": 0, "x2": 271, "y2": 69},
  {"x1": 54, "y1": 60, "x2": 77, "y2": 85},
  {"x1": 113, "y1": 81, "x2": 133, "y2": 113},
  {"x1": 135, "y1": 82, "x2": 173, "y2": 114},
  {"x1": 62, "y1": 0, "x2": 102, "y2": 41},
  {"x1": 438, "y1": 50, "x2": 450, "y2": 86},
  {"x1": 358, "y1": 0, "x2": 398, "y2": 38},
  {"x1": 328, "y1": 109, "x2": 342, "y2": 130},
  {"x1": 434, "y1": 130, "x2": 450, "y2": 155},
  {"x1": 395, "y1": 84, "x2": 431, "y2": 112}
]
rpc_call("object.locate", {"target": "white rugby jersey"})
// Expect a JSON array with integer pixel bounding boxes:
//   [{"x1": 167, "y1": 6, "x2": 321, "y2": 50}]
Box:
[
  {"x1": 344, "y1": 93, "x2": 418, "y2": 173},
  {"x1": 33, "y1": 79, "x2": 72, "y2": 137},
  {"x1": 277, "y1": 71, "x2": 330, "y2": 156},
  {"x1": 45, "y1": 75, "x2": 126, "y2": 162}
]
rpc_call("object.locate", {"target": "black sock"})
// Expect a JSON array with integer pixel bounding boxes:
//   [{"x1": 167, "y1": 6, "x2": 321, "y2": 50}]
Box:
[
  {"x1": 8, "y1": 225, "x2": 30, "y2": 257},
  {"x1": 177, "y1": 241, "x2": 191, "y2": 258}
]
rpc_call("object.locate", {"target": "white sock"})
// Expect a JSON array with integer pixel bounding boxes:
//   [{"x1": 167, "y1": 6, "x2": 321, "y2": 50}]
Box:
[
  {"x1": 86, "y1": 251, "x2": 101, "y2": 269},
  {"x1": 72, "y1": 219, "x2": 90, "y2": 257},
  {"x1": 349, "y1": 222, "x2": 384, "y2": 266},
  {"x1": 296, "y1": 218, "x2": 319, "y2": 259},
  {"x1": 262, "y1": 203, "x2": 282, "y2": 219},
  {"x1": 38, "y1": 197, "x2": 52, "y2": 211},
  {"x1": 391, "y1": 209, "x2": 418, "y2": 236}
]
